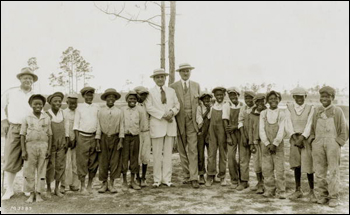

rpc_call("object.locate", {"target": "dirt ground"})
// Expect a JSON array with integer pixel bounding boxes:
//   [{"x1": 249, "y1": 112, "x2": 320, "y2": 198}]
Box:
[{"x1": 1, "y1": 136, "x2": 349, "y2": 214}]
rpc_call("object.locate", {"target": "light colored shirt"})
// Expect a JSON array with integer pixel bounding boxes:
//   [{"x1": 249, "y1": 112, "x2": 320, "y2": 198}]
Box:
[
  {"x1": 208, "y1": 101, "x2": 225, "y2": 119},
  {"x1": 122, "y1": 105, "x2": 148, "y2": 136},
  {"x1": 47, "y1": 109, "x2": 64, "y2": 123},
  {"x1": 20, "y1": 112, "x2": 52, "y2": 142},
  {"x1": 196, "y1": 103, "x2": 211, "y2": 129},
  {"x1": 238, "y1": 104, "x2": 254, "y2": 129},
  {"x1": 137, "y1": 102, "x2": 150, "y2": 132},
  {"x1": 63, "y1": 108, "x2": 75, "y2": 140},
  {"x1": 222, "y1": 101, "x2": 244, "y2": 120},
  {"x1": 73, "y1": 103, "x2": 100, "y2": 135},
  {"x1": 1, "y1": 87, "x2": 35, "y2": 124},
  {"x1": 285, "y1": 103, "x2": 314, "y2": 138},
  {"x1": 96, "y1": 105, "x2": 124, "y2": 139},
  {"x1": 259, "y1": 108, "x2": 286, "y2": 147}
]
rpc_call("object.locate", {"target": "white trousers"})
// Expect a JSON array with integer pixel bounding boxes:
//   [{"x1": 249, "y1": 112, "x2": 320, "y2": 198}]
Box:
[{"x1": 152, "y1": 136, "x2": 174, "y2": 183}]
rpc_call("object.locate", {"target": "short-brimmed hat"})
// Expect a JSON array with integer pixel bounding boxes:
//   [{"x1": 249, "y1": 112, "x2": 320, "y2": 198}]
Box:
[
  {"x1": 150, "y1": 68, "x2": 169, "y2": 78},
  {"x1": 253, "y1": 93, "x2": 266, "y2": 103},
  {"x1": 47, "y1": 92, "x2": 64, "y2": 104},
  {"x1": 67, "y1": 93, "x2": 79, "y2": 99},
  {"x1": 28, "y1": 94, "x2": 46, "y2": 105},
  {"x1": 266, "y1": 90, "x2": 282, "y2": 101},
  {"x1": 227, "y1": 87, "x2": 240, "y2": 96},
  {"x1": 244, "y1": 91, "x2": 256, "y2": 98},
  {"x1": 17, "y1": 67, "x2": 38, "y2": 82},
  {"x1": 212, "y1": 87, "x2": 226, "y2": 94},
  {"x1": 176, "y1": 63, "x2": 195, "y2": 72},
  {"x1": 319, "y1": 86, "x2": 336, "y2": 96},
  {"x1": 291, "y1": 87, "x2": 308, "y2": 96},
  {"x1": 199, "y1": 91, "x2": 213, "y2": 100},
  {"x1": 125, "y1": 90, "x2": 138, "y2": 101},
  {"x1": 134, "y1": 86, "x2": 149, "y2": 94},
  {"x1": 101, "y1": 88, "x2": 121, "y2": 101},
  {"x1": 80, "y1": 86, "x2": 95, "y2": 96}
]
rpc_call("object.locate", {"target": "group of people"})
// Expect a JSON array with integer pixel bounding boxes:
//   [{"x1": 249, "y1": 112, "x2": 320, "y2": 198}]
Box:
[{"x1": 1, "y1": 64, "x2": 348, "y2": 208}]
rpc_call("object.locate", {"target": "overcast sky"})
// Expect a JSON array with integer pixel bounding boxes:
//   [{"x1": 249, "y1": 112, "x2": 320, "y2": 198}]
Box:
[{"x1": 1, "y1": 1, "x2": 349, "y2": 95}]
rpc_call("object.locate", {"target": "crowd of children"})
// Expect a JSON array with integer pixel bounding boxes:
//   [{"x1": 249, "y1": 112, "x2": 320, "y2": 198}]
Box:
[{"x1": 4, "y1": 84, "x2": 348, "y2": 208}]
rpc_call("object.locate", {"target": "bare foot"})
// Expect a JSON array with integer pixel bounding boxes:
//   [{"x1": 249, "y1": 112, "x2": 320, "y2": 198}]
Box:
[
  {"x1": 45, "y1": 192, "x2": 52, "y2": 199},
  {"x1": 80, "y1": 187, "x2": 89, "y2": 195},
  {"x1": 87, "y1": 186, "x2": 93, "y2": 194},
  {"x1": 36, "y1": 193, "x2": 44, "y2": 202},
  {"x1": 55, "y1": 189, "x2": 64, "y2": 198},
  {"x1": 26, "y1": 193, "x2": 35, "y2": 203}
]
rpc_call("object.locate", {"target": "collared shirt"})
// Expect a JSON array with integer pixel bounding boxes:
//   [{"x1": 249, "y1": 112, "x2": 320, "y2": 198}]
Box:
[
  {"x1": 222, "y1": 101, "x2": 244, "y2": 120},
  {"x1": 293, "y1": 102, "x2": 306, "y2": 115},
  {"x1": 181, "y1": 79, "x2": 190, "y2": 90},
  {"x1": 208, "y1": 101, "x2": 225, "y2": 119},
  {"x1": 20, "y1": 112, "x2": 52, "y2": 142},
  {"x1": 122, "y1": 105, "x2": 148, "y2": 136},
  {"x1": 47, "y1": 109, "x2": 64, "y2": 123},
  {"x1": 196, "y1": 103, "x2": 212, "y2": 129},
  {"x1": 1, "y1": 87, "x2": 35, "y2": 124},
  {"x1": 285, "y1": 103, "x2": 314, "y2": 138},
  {"x1": 63, "y1": 108, "x2": 75, "y2": 140},
  {"x1": 73, "y1": 103, "x2": 100, "y2": 135},
  {"x1": 137, "y1": 102, "x2": 150, "y2": 132},
  {"x1": 238, "y1": 104, "x2": 254, "y2": 129},
  {"x1": 96, "y1": 105, "x2": 124, "y2": 139},
  {"x1": 259, "y1": 108, "x2": 286, "y2": 147}
]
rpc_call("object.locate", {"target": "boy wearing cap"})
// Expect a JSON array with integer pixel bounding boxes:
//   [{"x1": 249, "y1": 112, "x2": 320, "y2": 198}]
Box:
[
  {"x1": 134, "y1": 86, "x2": 151, "y2": 187},
  {"x1": 62, "y1": 94, "x2": 80, "y2": 192},
  {"x1": 206, "y1": 87, "x2": 228, "y2": 187},
  {"x1": 20, "y1": 94, "x2": 52, "y2": 203},
  {"x1": 285, "y1": 87, "x2": 316, "y2": 202},
  {"x1": 73, "y1": 86, "x2": 100, "y2": 194},
  {"x1": 309, "y1": 86, "x2": 349, "y2": 207},
  {"x1": 45, "y1": 92, "x2": 67, "y2": 198},
  {"x1": 236, "y1": 91, "x2": 256, "y2": 191},
  {"x1": 121, "y1": 91, "x2": 148, "y2": 190},
  {"x1": 248, "y1": 93, "x2": 267, "y2": 194},
  {"x1": 196, "y1": 91, "x2": 212, "y2": 185},
  {"x1": 222, "y1": 87, "x2": 244, "y2": 188},
  {"x1": 95, "y1": 88, "x2": 124, "y2": 193},
  {"x1": 259, "y1": 91, "x2": 287, "y2": 199}
]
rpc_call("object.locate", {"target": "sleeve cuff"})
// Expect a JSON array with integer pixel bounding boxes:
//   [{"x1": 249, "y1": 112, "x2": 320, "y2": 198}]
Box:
[{"x1": 335, "y1": 137, "x2": 345, "y2": 147}]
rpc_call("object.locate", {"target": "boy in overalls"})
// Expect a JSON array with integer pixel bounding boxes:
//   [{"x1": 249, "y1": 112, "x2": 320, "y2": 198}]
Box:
[
  {"x1": 248, "y1": 93, "x2": 267, "y2": 194},
  {"x1": 223, "y1": 87, "x2": 244, "y2": 188},
  {"x1": 46, "y1": 92, "x2": 67, "y2": 198},
  {"x1": 206, "y1": 87, "x2": 227, "y2": 187},
  {"x1": 237, "y1": 91, "x2": 256, "y2": 191},
  {"x1": 310, "y1": 86, "x2": 349, "y2": 207},
  {"x1": 259, "y1": 91, "x2": 287, "y2": 199},
  {"x1": 20, "y1": 94, "x2": 52, "y2": 203},
  {"x1": 285, "y1": 87, "x2": 316, "y2": 202},
  {"x1": 196, "y1": 91, "x2": 212, "y2": 185}
]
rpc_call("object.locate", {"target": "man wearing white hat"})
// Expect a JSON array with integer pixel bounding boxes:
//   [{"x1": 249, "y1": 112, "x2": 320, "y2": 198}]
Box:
[
  {"x1": 285, "y1": 87, "x2": 316, "y2": 202},
  {"x1": 170, "y1": 63, "x2": 201, "y2": 189},
  {"x1": 1, "y1": 67, "x2": 38, "y2": 200},
  {"x1": 145, "y1": 69, "x2": 180, "y2": 187}
]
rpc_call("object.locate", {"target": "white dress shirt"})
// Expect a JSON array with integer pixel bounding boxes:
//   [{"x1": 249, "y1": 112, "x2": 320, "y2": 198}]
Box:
[{"x1": 73, "y1": 103, "x2": 100, "y2": 135}]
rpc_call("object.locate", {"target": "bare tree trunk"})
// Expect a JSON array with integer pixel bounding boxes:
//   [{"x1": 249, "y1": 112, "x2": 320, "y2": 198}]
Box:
[
  {"x1": 160, "y1": 1, "x2": 166, "y2": 69},
  {"x1": 168, "y1": 1, "x2": 176, "y2": 86}
]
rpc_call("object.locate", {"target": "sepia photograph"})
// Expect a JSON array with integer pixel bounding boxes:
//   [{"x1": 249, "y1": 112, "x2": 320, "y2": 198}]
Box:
[{"x1": 1, "y1": 1, "x2": 349, "y2": 214}]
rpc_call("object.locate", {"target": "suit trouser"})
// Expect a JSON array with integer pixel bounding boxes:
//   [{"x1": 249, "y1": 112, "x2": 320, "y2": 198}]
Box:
[
  {"x1": 177, "y1": 115, "x2": 198, "y2": 181},
  {"x1": 152, "y1": 136, "x2": 174, "y2": 183}
]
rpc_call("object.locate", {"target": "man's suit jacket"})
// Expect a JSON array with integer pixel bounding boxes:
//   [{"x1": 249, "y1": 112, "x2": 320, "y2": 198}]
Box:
[
  {"x1": 145, "y1": 85, "x2": 180, "y2": 139},
  {"x1": 170, "y1": 80, "x2": 200, "y2": 135}
]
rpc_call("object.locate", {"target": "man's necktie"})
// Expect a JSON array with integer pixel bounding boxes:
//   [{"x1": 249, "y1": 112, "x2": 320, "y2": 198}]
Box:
[
  {"x1": 161, "y1": 87, "x2": 167, "y2": 104},
  {"x1": 184, "y1": 82, "x2": 188, "y2": 94}
]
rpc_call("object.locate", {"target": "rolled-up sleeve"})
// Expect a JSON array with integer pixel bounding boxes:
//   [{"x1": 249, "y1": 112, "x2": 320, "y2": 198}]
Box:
[
  {"x1": 73, "y1": 108, "x2": 80, "y2": 131},
  {"x1": 20, "y1": 117, "x2": 28, "y2": 136},
  {"x1": 222, "y1": 103, "x2": 230, "y2": 120},
  {"x1": 259, "y1": 110, "x2": 269, "y2": 146},
  {"x1": 273, "y1": 111, "x2": 286, "y2": 147},
  {"x1": 238, "y1": 106, "x2": 245, "y2": 128},
  {"x1": 302, "y1": 106, "x2": 314, "y2": 139}
]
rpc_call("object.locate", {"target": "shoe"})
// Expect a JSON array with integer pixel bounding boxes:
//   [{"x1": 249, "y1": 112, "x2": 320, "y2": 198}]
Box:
[
  {"x1": 277, "y1": 192, "x2": 287, "y2": 199},
  {"x1": 152, "y1": 182, "x2": 161, "y2": 188},
  {"x1": 98, "y1": 182, "x2": 108, "y2": 193},
  {"x1": 236, "y1": 181, "x2": 249, "y2": 191},
  {"x1": 136, "y1": 177, "x2": 142, "y2": 186},
  {"x1": 70, "y1": 186, "x2": 80, "y2": 192},
  {"x1": 108, "y1": 181, "x2": 118, "y2": 194},
  {"x1": 205, "y1": 177, "x2": 214, "y2": 187},
  {"x1": 162, "y1": 182, "x2": 175, "y2": 187},
  {"x1": 131, "y1": 181, "x2": 141, "y2": 190},
  {"x1": 306, "y1": 190, "x2": 317, "y2": 203},
  {"x1": 24, "y1": 192, "x2": 31, "y2": 197},
  {"x1": 289, "y1": 190, "x2": 303, "y2": 200},
  {"x1": 256, "y1": 184, "x2": 264, "y2": 194},
  {"x1": 199, "y1": 176, "x2": 206, "y2": 185},
  {"x1": 220, "y1": 178, "x2": 227, "y2": 186},
  {"x1": 183, "y1": 178, "x2": 191, "y2": 185},
  {"x1": 230, "y1": 182, "x2": 238, "y2": 189},
  {"x1": 329, "y1": 199, "x2": 340, "y2": 207},
  {"x1": 317, "y1": 198, "x2": 328, "y2": 205},
  {"x1": 1, "y1": 190, "x2": 14, "y2": 200},
  {"x1": 251, "y1": 183, "x2": 259, "y2": 191},
  {"x1": 192, "y1": 180, "x2": 200, "y2": 189},
  {"x1": 214, "y1": 176, "x2": 221, "y2": 183},
  {"x1": 140, "y1": 179, "x2": 148, "y2": 187}
]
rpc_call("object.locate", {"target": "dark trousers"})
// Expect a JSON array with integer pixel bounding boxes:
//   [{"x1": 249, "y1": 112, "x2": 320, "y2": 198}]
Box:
[
  {"x1": 121, "y1": 135, "x2": 140, "y2": 174},
  {"x1": 76, "y1": 134, "x2": 99, "y2": 180}
]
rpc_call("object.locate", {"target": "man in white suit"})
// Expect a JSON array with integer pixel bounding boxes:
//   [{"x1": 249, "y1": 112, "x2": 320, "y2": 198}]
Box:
[{"x1": 145, "y1": 69, "x2": 180, "y2": 188}]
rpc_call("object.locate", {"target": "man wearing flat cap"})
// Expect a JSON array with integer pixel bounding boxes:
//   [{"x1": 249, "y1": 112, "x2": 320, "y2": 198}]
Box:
[
  {"x1": 170, "y1": 63, "x2": 201, "y2": 189},
  {"x1": 145, "y1": 69, "x2": 180, "y2": 187},
  {"x1": 73, "y1": 86, "x2": 100, "y2": 194},
  {"x1": 1, "y1": 67, "x2": 38, "y2": 200}
]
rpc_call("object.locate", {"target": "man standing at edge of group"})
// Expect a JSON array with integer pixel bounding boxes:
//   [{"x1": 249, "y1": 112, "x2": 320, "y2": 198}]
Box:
[
  {"x1": 170, "y1": 63, "x2": 201, "y2": 189},
  {"x1": 1, "y1": 67, "x2": 38, "y2": 200}
]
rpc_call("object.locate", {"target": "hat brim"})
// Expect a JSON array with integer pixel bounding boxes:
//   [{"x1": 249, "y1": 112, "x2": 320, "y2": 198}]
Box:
[
  {"x1": 28, "y1": 94, "x2": 46, "y2": 105},
  {"x1": 17, "y1": 72, "x2": 38, "y2": 82},
  {"x1": 199, "y1": 94, "x2": 213, "y2": 100},
  {"x1": 212, "y1": 88, "x2": 226, "y2": 94},
  {"x1": 101, "y1": 92, "x2": 121, "y2": 101},
  {"x1": 125, "y1": 93, "x2": 138, "y2": 101},
  {"x1": 176, "y1": 66, "x2": 195, "y2": 72},
  {"x1": 150, "y1": 73, "x2": 169, "y2": 78}
]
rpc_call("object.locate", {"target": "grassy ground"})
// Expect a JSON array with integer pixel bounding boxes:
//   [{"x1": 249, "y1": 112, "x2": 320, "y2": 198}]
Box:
[{"x1": 1, "y1": 136, "x2": 349, "y2": 214}]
